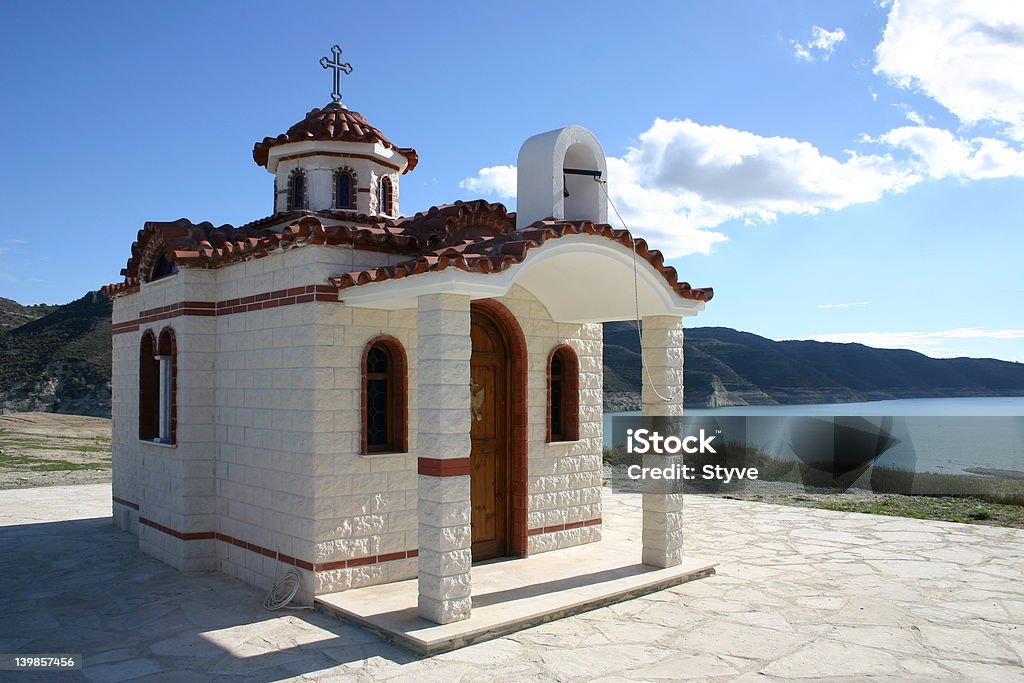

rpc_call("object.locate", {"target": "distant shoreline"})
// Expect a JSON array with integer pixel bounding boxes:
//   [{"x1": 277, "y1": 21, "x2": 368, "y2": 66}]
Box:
[
  {"x1": 964, "y1": 467, "x2": 1024, "y2": 480},
  {"x1": 604, "y1": 391, "x2": 1024, "y2": 413}
]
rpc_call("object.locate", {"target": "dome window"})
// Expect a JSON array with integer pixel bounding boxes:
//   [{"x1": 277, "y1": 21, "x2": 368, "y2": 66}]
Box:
[
  {"x1": 335, "y1": 170, "x2": 355, "y2": 209},
  {"x1": 378, "y1": 176, "x2": 393, "y2": 215},
  {"x1": 287, "y1": 169, "x2": 307, "y2": 211}
]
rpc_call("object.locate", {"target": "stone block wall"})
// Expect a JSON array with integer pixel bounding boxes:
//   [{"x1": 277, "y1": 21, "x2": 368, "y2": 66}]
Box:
[
  {"x1": 111, "y1": 269, "x2": 218, "y2": 572},
  {"x1": 309, "y1": 300, "x2": 420, "y2": 595},
  {"x1": 208, "y1": 245, "x2": 411, "y2": 595},
  {"x1": 110, "y1": 243, "x2": 604, "y2": 599}
]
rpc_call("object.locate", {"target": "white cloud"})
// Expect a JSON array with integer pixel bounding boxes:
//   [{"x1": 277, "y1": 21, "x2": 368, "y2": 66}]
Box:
[
  {"x1": 459, "y1": 118, "x2": 920, "y2": 257},
  {"x1": 600, "y1": 155, "x2": 729, "y2": 257},
  {"x1": 792, "y1": 26, "x2": 847, "y2": 62},
  {"x1": 870, "y1": 4, "x2": 1024, "y2": 180},
  {"x1": 893, "y1": 103, "x2": 926, "y2": 125},
  {"x1": 458, "y1": 164, "x2": 516, "y2": 197},
  {"x1": 627, "y1": 118, "x2": 918, "y2": 213},
  {"x1": 817, "y1": 301, "x2": 871, "y2": 309},
  {"x1": 878, "y1": 125, "x2": 1024, "y2": 179},
  {"x1": 804, "y1": 327, "x2": 1024, "y2": 358},
  {"x1": 875, "y1": 0, "x2": 1024, "y2": 139}
]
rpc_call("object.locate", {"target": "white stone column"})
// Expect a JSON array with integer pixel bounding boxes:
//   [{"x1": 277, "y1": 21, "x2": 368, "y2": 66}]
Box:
[
  {"x1": 416, "y1": 293, "x2": 473, "y2": 624},
  {"x1": 641, "y1": 316, "x2": 685, "y2": 568}
]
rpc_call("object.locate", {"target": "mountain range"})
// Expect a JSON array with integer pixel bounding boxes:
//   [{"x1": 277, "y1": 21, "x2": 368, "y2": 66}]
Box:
[
  {"x1": 1, "y1": 294, "x2": 1022, "y2": 417},
  {"x1": 605, "y1": 322, "x2": 1024, "y2": 409}
]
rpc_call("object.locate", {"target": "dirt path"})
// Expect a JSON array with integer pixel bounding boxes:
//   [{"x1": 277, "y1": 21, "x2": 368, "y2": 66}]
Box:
[{"x1": 0, "y1": 412, "x2": 112, "y2": 490}]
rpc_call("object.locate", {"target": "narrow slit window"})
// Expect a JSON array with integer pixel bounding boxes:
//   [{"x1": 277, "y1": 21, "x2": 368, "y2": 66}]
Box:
[
  {"x1": 140, "y1": 328, "x2": 176, "y2": 444},
  {"x1": 362, "y1": 338, "x2": 408, "y2": 453},
  {"x1": 139, "y1": 332, "x2": 158, "y2": 440},
  {"x1": 288, "y1": 169, "x2": 306, "y2": 210},
  {"x1": 335, "y1": 170, "x2": 353, "y2": 209},
  {"x1": 378, "y1": 176, "x2": 392, "y2": 215},
  {"x1": 365, "y1": 345, "x2": 390, "y2": 449},
  {"x1": 550, "y1": 353, "x2": 563, "y2": 437},
  {"x1": 547, "y1": 345, "x2": 580, "y2": 442}
]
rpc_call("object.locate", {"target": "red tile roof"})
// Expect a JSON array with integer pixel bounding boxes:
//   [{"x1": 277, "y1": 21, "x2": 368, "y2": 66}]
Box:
[
  {"x1": 108, "y1": 212, "x2": 411, "y2": 296},
  {"x1": 105, "y1": 201, "x2": 712, "y2": 304},
  {"x1": 330, "y1": 212, "x2": 714, "y2": 303},
  {"x1": 253, "y1": 102, "x2": 418, "y2": 172}
]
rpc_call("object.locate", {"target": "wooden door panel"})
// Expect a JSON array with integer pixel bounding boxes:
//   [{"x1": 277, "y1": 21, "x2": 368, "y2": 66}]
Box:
[
  {"x1": 471, "y1": 448, "x2": 496, "y2": 542},
  {"x1": 470, "y1": 312, "x2": 510, "y2": 560},
  {"x1": 471, "y1": 365, "x2": 496, "y2": 439}
]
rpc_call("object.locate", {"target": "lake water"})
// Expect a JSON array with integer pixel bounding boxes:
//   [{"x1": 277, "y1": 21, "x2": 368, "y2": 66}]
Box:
[{"x1": 604, "y1": 397, "x2": 1024, "y2": 476}]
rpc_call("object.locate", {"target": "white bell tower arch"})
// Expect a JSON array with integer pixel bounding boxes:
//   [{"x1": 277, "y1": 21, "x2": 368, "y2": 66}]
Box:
[{"x1": 515, "y1": 125, "x2": 608, "y2": 229}]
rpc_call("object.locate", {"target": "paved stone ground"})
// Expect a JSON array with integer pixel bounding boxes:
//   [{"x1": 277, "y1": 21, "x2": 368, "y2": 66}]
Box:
[{"x1": 2, "y1": 484, "x2": 1023, "y2": 682}]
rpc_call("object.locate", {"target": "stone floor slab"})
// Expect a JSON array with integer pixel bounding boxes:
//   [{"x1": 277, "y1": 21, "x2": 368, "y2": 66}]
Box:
[
  {"x1": 316, "y1": 543, "x2": 715, "y2": 654},
  {"x1": 2, "y1": 483, "x2": 1023, "y2": 680}
]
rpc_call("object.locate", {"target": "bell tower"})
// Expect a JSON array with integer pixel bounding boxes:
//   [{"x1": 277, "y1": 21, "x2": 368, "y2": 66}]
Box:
[
  {"x1": 251, "y1": 45, "x2": 418, "y2": 218},
  {"x1": 516, "y1": 125, "x2": 608, "y2": 228}
]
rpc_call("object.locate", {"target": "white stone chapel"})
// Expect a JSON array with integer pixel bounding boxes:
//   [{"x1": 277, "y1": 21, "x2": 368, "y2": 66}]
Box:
[{"x1": 104, "y1": 47, "x2": 712, "y2": 624}]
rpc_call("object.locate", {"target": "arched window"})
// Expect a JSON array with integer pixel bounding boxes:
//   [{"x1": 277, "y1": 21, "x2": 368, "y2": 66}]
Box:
[
  {"x1": 334, "y1": 170, "x2": 354, "y2": 209},
  {"x1": 150, "y1": 250, "x2": 177, "y2": 282},
  {"x1": 378, "y1": 176, "x2": 393, "y2": 215},
  {"x1": 547, "y1": 344, "x2": 580, "y2": 442},
  {"x1": 361, "y1": 336, "x2": 408, "y2": 453},
  {"x1": 139, "y1": 328, "x2": 176, "y2": 444},
  {"x1": 139, "y1": 331, "x2": 159, "y2": 440},
  {"x1": 157, "y1": 328, "x2": 177, "y2": 444},
  {"x1": 287, "y1": 169, "x2": 306, "y2": 210}
]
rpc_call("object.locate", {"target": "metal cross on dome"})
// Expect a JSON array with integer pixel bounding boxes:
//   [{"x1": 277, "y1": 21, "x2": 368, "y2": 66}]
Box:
[{"x1": 320, "y1": 45, "x2": 353, "y2": 104}]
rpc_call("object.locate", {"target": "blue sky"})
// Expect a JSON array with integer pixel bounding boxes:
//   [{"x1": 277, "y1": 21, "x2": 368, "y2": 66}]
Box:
[{"x1": 1, "y1": 1, "x2": 1022, "y2": 361}]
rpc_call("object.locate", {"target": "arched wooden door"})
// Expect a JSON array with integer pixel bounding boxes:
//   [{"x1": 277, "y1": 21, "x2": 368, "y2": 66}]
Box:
[{"x1": 469, "y1": 308, "x2": 511, "y2": 560}]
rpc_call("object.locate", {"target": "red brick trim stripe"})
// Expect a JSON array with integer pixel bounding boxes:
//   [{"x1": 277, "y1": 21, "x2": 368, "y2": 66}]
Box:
[
  {"x1": 139, "y1": 517, "x2": 215, "y2": 541},
  {"x1": 417, "y1": 457, "x2": 472, "y2": 477},
  {"x1": 112, "y1": 284, "x2": 338, "y2": 335},
  {"x1": 112, "y1": 496, "x2": 140, "y2": 510},
  {"x1": 312, "y1": 549, "x2": 419, "y2": 572},
  {"x1": 213, "y1": 531, "x2": 315, "y2": 571},
  {"x1": 134, "y1": 509, "x2": 417, "y2": 573},
  {"x1": 527, "y1": 518, "x2": 602, "y2": 537}
]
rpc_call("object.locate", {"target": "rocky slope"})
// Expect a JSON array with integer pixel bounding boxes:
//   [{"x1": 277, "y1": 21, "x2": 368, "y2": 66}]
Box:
[
  {"x1": 0, "y1": 297, "x2": 60, "y2": 334},
  {"x1": 0, "y1": 292, "x2": 112, "y2": 417}
]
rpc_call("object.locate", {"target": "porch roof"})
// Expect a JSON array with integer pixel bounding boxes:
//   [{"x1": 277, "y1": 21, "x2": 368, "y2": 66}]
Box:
[
  {"x1": 329, "y1": 210, "x2": 712, "y2": 322},
  {"x1": 332, "y1": 228, "x2": 710, "y2": 322}
]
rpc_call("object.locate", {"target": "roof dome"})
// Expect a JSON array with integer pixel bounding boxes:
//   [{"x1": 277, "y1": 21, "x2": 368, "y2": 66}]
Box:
[{"x1": 252, "y1": 102, "x2": 418, "y2": 172}]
